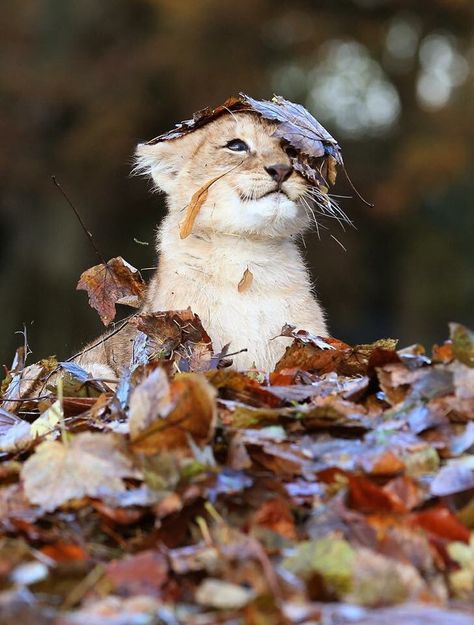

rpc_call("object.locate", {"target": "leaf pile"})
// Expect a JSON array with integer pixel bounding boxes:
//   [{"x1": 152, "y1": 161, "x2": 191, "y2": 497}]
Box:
[
  {"x1": 144, "y1": 93, "x2": 343, "y2": 191},
  {"x1": 2, "y1": 321, "x2": 474, "y2": 624}
]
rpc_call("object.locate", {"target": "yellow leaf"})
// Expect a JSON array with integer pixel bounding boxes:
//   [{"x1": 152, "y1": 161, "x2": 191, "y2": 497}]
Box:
[
  {"x1": 21, "y1": 432, "x2": 141, "y2": 512},
  {"x1": 179, "y1": 173, "x2": 223, "y2": 239}
]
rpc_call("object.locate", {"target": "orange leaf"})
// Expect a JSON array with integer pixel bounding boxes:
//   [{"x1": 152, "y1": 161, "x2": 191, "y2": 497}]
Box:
[
  {"x1": 348, "y1": 475, "x2": 407, "y2": 514},
  {"x1": 130, "y1": 372, "x2": 217, "y2": 454},
  {"x1": 41, "y1": 543, "x2": 88, "y2": 562},
  {"x1": 251, "y1": 497, "x2": 297, "y2": 541},
  {"x1": 238, "y1": 268, "x2": 253, "y2": 293},
  {"x1": 180, "y1": 172, "x2": 226, "y2": 239},
  {"x1": 410, "y1": 506, "x2": 470, "y2": 543}
]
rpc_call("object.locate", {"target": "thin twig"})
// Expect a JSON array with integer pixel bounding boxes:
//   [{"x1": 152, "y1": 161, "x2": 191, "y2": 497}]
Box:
[
  {"x1": 66, "y1": 313, "x2": 137, "y2": 362},
  {"x1": 51, "y1": 176, "x2": 107, "y2": 265}
]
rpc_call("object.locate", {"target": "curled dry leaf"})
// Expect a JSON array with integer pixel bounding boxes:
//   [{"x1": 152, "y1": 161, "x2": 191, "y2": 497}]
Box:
[
  {"x1": 130, "y1": 372, "x2": 217, "y2": 454},
  {"x1": 144, "y1": 93, "x2": 342, "y2": 192},
  {"x1": 128, "y1": 367, "x2": 173, "y2": 439},
  {"x1": 2, "y1": 362, "x2": 46, "y2": 412},
  {"x1": 21, "y1": 432, "x2": 141, "y2": 512},
  {"x1": 180, "y1": 172, "x2": 226, "y2": 239},
  {"x1": 130, "y1": 309, "x2": 213, "y2": 371},
  {"x1": 77, "y1": 256, "x2": 145, "y2": 326},
  {"x1": 275, "y1": 333, "x2": 398, "y2": 376}
]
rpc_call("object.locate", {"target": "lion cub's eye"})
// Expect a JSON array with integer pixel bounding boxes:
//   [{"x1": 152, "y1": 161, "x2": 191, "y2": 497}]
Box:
[{"x1": 224, "y1": 139, "x2": 249, "y2": 152}]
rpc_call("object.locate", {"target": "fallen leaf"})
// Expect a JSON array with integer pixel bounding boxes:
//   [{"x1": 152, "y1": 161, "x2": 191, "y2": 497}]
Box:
[
  {"x1": 348, "y1": 547, "x2": 428, "y2": 606},
  {"x1": 128, "y1": 367, "x2": 172, "y2": 439},
  {"x1": 430, "y1": 462, "x2": 474, "y2": 496},
  {"x1": 106, "y1": 550, "x2": 168, "y2": 598},
  {"x1": 251, "y1": 497, "x2": 297, "y2": 541},
  {"x1": 275, "y1": 336, "x2": 398, "y2": 376},
  {"x1": 76, "y1": 256, "x2": 145, "y2": 326},
  {"x1": 130, "y1": 373, "x2": 217, "y2": 453},
  {"x1": 21, "y1": 432, "x2": 141, "y2": 512},
  {"x1": 130, "y1": 309, "x2": 213, "y2": 370},
  {"x1": 282, "y1": 537, "x2": 355, "y2": 597},
  {"x1": 348, "y1": 474, "x2": 408, "y2": 514},
  {"x1": 410, "y1": 506, "x2": 470, "y2": 543},
  {"x1": 450, "y1": 322, "x2": 474, "y2": 368},
  {"x1": 41, "y1": 543, "x2": 88, "y2": 563},
  {"x1": 195, "y1": 578, "x2": 255, "y2": 609}
]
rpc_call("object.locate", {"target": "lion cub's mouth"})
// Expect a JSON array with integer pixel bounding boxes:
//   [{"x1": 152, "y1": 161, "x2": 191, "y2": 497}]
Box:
[{"x1": 261, "y1": 188, "x2": 289, "y2": 200}]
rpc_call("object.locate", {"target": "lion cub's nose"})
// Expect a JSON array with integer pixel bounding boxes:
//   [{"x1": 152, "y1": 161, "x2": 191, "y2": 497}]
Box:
[{"x1": 265, "y1": 163, "x2": 292, "y2": 184}]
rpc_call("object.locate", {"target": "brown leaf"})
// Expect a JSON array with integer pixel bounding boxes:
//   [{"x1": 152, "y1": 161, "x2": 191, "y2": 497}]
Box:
[
  {"x1": 410, "y1": 506, "x2": 470, "y2": 542},
  {"x1": 359, "y1": 450, "x2": 405, "y2": 477},
  {"x1": 77, "y1": 256, "x2": 145, "y2": 326},
  {"x1": 383, "y1": 476, "x2": 425, "y2": 511},
  {"x1": 348, "y1": 474, "x2": 408, "y2": 514},
  {"x1": 327, "y1": 155, "x2": 338, "y2": 185},
  {"x1": 206, "y1": 369, "x2": 281, "y2": 407},
  {"x1": 275, "y1": 335, "x2": 398, "y2": 376},
  {"x1": 432, "y1": 340, "x2": 454, "y2": 363},
  {"x1": 130, "y1": 309, "x2": 213, "y2": 370},
  {"x1": 450, "y1": 322, "x2": 474, "y2": 368},
  {"x1": 92, "y1": 500, "x2": 145, "y2": 525},
  {"x1": 238, "y1": 267, "x2": 253, "y2": 293},
  {"x1": 251, "y1": 498, "x2": 297, "y2": 541},
  {"x1": 106, "y1": 550, "x2": 168, "y2": 598},
  {"x1": 130, "y1": 372, "x2": 217, "y2": 454},
  {"x1": 179, "y1": 178, "x2": 211, "y2": 239}
]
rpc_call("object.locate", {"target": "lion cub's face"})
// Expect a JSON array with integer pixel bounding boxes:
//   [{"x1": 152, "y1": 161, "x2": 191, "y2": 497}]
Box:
[{"x1": 136, "y1": 112, "x2": 311, "y2": 238}]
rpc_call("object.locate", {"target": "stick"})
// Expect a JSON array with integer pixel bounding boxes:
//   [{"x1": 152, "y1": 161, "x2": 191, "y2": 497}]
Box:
[{"x1": 51, "y1": 176, "x2": 107, "y2": 265}]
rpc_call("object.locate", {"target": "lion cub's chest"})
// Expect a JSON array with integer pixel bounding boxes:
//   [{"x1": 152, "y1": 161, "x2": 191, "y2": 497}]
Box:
[
  {"x1": 145, "y1": 237, "x2": 309, "y2": 369},
  {"x1": 147, "y1": 267, "x2": 293, "y2": 369}
]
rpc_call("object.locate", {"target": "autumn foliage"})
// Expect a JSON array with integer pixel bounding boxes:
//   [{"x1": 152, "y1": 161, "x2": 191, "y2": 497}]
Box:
[{"x1": 1, "y1": 261, "x2": 474, "y2": 623}]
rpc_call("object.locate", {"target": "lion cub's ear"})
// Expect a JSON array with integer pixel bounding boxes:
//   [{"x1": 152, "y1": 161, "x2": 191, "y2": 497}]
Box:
[{"x1": 135, "y1": 135, "x2": 195, "y2": 194}]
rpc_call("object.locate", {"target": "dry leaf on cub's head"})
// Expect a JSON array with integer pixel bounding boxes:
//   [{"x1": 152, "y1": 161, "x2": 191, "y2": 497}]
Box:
[{"x1": 146, "y1": 93, "x2": 343, "y2": 192}]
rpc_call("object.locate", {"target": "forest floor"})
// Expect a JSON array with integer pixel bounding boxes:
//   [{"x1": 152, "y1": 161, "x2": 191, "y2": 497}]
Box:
[{"x1": 1, "y1": 262, "x2": 474, "y2": 624}]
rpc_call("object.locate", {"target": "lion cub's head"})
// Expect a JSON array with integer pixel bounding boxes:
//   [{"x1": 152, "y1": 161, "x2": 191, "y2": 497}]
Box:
[{"x1": 136, "y1": 112, "x2": 312, "y2": 238}]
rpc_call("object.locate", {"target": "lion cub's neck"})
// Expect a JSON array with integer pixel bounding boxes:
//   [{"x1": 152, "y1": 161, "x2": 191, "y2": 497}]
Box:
[{"x1": 143, "y1": 212, "x2": 326, "y2": 370}]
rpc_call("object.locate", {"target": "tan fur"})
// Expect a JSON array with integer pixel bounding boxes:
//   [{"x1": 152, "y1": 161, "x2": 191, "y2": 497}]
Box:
[{"x1": 77, "y1": 112, "x2": 327, "y2": 377}]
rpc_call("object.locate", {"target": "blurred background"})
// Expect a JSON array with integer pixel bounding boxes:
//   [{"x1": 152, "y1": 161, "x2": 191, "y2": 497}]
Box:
[{"x1": 2, "y1": 0, "x2": 473, "y2": 366}]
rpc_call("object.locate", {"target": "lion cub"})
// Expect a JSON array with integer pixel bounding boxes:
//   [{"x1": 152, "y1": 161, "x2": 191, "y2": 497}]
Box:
[{"x1": 78, "y1": 111, "x2": 327, "y2": 376}]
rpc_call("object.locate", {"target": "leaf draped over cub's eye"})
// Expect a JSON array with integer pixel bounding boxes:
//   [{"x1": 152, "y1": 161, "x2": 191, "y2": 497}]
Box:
[
  {"x1": 142, "y1": 93, "x2": 342, "y2": 192},
  {"x1": 241, "y1": 94, "x2": 342, "y2": 163},
  {"x1": 77, "y1": 256, "x2": 145, "y2": 326}
]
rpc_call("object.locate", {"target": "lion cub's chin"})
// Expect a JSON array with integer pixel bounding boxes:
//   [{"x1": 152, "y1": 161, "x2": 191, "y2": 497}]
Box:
[{"x1": 194, "y1": 187, "x2": 308, "y2": 238}]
